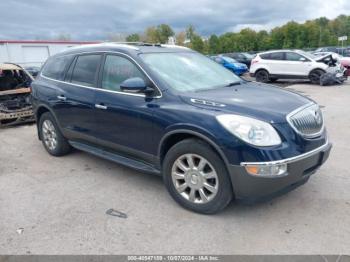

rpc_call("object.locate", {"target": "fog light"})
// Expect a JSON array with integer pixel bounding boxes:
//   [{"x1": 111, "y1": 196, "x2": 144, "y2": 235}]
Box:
[{"x1": 245, "y1": 164, "x2": 287, "y2": 177}]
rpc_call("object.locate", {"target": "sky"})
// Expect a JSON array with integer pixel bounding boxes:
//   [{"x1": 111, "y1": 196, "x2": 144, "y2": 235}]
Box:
[{"x1": 1, "y1": 0, "x2": 350, "y2": 40}]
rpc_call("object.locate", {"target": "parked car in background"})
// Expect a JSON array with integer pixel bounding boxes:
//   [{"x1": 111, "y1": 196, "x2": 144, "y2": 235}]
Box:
[
  {"x1": 0, "y1": 63, "x2": 34, "y2": 126},
  {"x1": 24, "y1": 66, "x2": 41, "y2": 78},
  {"x1": 315, "y1": 46, "x2": 350, "y2": 57},
  {"x1": 312, "y1": 51, "x2": 343, "y2": 61},
  {"x1": 32, "y1": 43, "x2": 331, "y2": 214},
  {"x1": 210, "y1": 55, "x2": 248, "y2": 75},
  {"x1": 250, "y1": 50, "x2": 346, "y2": 84},
  {"x1": 315, "y1": 46, "x2": 339, "y2": 53},
  {"x1": 223, "y1": 52, "x2": 255, "y2": 68},
  {"x1": 341, "y1": 59, "x2": 350, "y2": 76}
]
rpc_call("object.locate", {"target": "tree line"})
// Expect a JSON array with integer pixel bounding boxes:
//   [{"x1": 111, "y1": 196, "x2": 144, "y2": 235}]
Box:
[{"x1": 125, "y1": 15, "x2": 350, "y2": 54}]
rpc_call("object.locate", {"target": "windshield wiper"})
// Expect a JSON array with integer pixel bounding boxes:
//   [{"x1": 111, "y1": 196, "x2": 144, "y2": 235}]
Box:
[{"x1": 224, "y1": 81, "x2": 241, "y2": 87}]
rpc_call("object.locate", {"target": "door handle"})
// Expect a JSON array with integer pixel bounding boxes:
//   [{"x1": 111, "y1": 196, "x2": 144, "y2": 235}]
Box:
[
  {"x1": 57, "y1": 95, "x2": 66, "y2": 101},
  {"x1": 95, "y1": 104, "x2": 108, "y2": 110}
]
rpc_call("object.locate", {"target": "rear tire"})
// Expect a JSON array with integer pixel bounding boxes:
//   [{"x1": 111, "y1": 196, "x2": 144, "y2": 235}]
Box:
[
  {"x1": 39, "y1": 112, "x2": 71, "y2": 156},
  {"x1": 309, "y1": 69, "x2": 325, "y2": 85},
  {"x1": 255, "y1": 70, "x2": 270, "y2": 83},
  {"x1": 163, "y1": 139, "x2": 233, "y2": 214}
]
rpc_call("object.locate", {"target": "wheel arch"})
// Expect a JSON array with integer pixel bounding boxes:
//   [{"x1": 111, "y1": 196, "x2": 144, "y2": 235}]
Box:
[
  {"x1": 158, "y1": 129, "x2": 230, "y2": 171},
  {"x1": 308, "y1": 68, "x2": 326, "y2": 76},
  {"x1": 35, "y1": 104, "x2": 62, "y2": 140}
]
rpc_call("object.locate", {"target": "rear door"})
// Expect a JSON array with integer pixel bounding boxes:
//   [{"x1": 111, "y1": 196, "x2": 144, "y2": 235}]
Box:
[
  {"x1": 52, "y1": 53, "x2": 102, "y2": 143},
  {"x1": 260, "y1": 52, "x2": 285, "y2": 75},
  {"x1": 93, "y1": 53, "x2": 159, "y2": 163}
]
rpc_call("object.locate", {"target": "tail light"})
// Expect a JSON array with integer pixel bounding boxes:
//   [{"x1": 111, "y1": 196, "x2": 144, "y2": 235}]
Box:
[{"x1": 251, "y1": 59, "x2": 259, "y2": 65}]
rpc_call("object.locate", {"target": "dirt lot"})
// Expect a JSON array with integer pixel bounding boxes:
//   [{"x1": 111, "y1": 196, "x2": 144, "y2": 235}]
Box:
[{"x1": 0, "y1": 81, "x2": 349, "y2": 255}]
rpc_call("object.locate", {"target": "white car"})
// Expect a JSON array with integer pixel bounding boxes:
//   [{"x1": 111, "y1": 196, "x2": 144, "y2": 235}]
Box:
[{"x1": 250, "y1": 50, "x2": 341, "y2": 84}]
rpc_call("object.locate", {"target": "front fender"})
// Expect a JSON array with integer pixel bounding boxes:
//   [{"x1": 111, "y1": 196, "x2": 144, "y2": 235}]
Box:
[{"x1": 158, "y1": 124, "x2": 230, "y2": 168}]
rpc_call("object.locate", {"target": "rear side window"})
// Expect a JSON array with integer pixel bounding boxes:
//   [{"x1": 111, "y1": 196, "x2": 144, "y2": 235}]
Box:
[
  {"x1": 42, "y1": 55, "x2": 73, "y2": 80},
  {"x1": 260, "y1": 52, "x2": 284, "y2": 60},
  {"x1": 71, "y1": 55, "x2": 101, "y2": 87},
  {"x1": 101, "y1": 55, "x2": 146, "y2": 92}
]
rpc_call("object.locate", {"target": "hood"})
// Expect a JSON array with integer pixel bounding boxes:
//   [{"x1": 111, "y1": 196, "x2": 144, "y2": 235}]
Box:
[
  {"x1": 225, "y1": 62, "x2": 247, "y2": 68},
  {"x1": 315, "y1": 54, "x2": 339, "y2": 64},
  {"x1": 179, "y1": 82, "x2": 312, "y2": 123},
  {"x1": 314, "y1": 53, "x2": 332, "y2": 61}
]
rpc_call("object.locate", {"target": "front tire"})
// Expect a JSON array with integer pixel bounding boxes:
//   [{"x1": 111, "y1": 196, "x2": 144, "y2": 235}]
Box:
[
  {"x1": 163, "y1": 139, "x2": 233, "y2": 214},
  {"x1": 39, "y1": 112, "x2": 71, "y2": 156},
  {"x1": 309, "y1": 69, "x2": 325, "y2": 84}
]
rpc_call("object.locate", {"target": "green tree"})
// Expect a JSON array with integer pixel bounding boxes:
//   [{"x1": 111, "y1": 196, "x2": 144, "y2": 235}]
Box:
[
  {"x1": 144, "y1": 26, "x2": 159, "y2": 43},
  {"x1": 191, "y1": 35, "x2": 204, "y2": 52},
  {"x1": 156, "y1": 24, "x2": 175, "y2": 44},
  {"x1": 125, "y1": 15, "x2": 350, "y2": 53},
  {"x1": 126, "y1": 33, "x2": 140, "y2": 42},
  {"x1": 208, "y1": 34, "x2": 220, "y2": 54},
  {"x1": 186, "y1": 25, "x2": 196, "y2": 41}
]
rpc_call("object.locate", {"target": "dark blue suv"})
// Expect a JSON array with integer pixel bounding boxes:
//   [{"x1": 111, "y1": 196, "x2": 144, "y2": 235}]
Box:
[{"x1": 31, "y1": 43, "x2": 332, "y2": 214}]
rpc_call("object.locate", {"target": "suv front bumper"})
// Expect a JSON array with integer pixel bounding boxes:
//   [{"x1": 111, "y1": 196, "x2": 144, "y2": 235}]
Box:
[{"x1": 228, "y1": 141, "x2": 332, "y2": 203}]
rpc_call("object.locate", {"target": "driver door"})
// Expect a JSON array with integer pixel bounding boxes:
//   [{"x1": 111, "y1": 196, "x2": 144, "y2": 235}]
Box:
[
  {"x1": 283, "y1": 52, "x2": 312, "y2": 76},
  {"x1": 94, "y1": 53, "x2": 158, "y2": 163}
]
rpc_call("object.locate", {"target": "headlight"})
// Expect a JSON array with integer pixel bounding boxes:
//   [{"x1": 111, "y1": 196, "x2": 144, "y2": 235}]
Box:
[{"x1": 216, "y1": 114, "x2": 281, "y2": 146}]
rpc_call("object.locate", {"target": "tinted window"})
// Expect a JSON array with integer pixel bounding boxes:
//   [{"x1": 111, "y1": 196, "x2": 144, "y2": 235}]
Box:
[
  {"x1": 260, "y1": 52, "x2": 284, "y2": 60},
  {"x1": 71, "y1": 55, "x2": 101, "y2": 87},
  {"x1": 286, "y1": 52, "x2": 304, "y2": 61},
  {"x1": 42, "y1": 55, "x2": 73, "y2": 80},
  {"x1": 214, "y1": 57, "x2": 224, "y2": 64},
  {"x1": 101, "y1": 55, "x2": 146, "y2": 92}
]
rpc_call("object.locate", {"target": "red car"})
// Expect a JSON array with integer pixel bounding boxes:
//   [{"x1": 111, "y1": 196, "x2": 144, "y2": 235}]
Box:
[{"x1": 341, "y1": 59, "x2": 350, "y2": 76}]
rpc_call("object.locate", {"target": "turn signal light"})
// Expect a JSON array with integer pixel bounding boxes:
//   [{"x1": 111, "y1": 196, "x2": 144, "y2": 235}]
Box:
[{"x1": 244, "y1": 164, "x2": 287, "y2": 177}]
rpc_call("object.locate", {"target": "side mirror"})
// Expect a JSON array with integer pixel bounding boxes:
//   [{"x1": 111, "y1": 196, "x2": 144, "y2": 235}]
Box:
[
  {"x1": 299, "y1": 57, "x2": 307, "y2": 62},
  {"x1": 120, "y1": 77, "x2": 148, "y2": 92}
]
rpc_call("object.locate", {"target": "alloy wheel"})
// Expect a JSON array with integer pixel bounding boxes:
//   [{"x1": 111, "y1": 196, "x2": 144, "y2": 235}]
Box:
[
  {"x1": 42, "y1": 119, "x2": 58, "y2": 151},
  {"x1": 171, "y1": 154, "x2": 219, "y2": 204}
]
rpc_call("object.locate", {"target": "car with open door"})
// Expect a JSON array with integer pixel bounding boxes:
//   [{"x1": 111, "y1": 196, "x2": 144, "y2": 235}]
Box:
[{"x1": 31, "y1": 43, "x2": 331, "y2": 214}]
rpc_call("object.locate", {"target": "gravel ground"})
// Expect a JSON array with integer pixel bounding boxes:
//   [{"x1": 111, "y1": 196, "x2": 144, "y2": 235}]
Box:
[{"x1": 0, "y1": 80, "x2": 349, "y2": 255}]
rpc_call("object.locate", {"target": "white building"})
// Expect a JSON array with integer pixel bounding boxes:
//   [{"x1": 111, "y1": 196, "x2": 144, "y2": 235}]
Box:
[{"x1": 0, "y1": 40, "x2": 99, "y2": 67}]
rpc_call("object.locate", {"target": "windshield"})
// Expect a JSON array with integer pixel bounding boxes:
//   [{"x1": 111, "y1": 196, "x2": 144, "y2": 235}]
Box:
[
  {"x1": 242, "y1": 53, "x2": 255, "y2": 59},
  {"x1": 222, "y1": 56, "x2": 238, "y2": 63},
  {"x1": 297, "y1": 50, "x2": 316, "y2": 60},
  {"x1": 140, "y1": 52, "x2": 241, "y2": 92}
]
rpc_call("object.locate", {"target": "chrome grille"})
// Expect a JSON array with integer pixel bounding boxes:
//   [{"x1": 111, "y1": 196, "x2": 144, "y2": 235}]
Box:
[{"x1": 287, "y1": 103, "x2": 324, "y2": 138}]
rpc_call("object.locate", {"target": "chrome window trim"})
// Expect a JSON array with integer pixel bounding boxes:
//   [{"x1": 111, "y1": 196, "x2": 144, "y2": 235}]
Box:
[
  {"x1": 240, "y1": 139, "x2": 329, "y2": 166},
  {"x1": 40, "y1": 51, "x2": 162, "y2": 99},
  {"x1": 286, "y1": 102, "x2": 325, "y2": 138}
]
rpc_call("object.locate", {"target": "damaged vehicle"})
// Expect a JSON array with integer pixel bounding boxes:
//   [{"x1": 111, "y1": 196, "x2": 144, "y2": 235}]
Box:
[
  {"x1": 0, "y1": 63, "x2": 34, "y2": 127},
  {"x1": 250, "y1": 50, "x2": 347, "y2": 84},
  {"x1": 31, "y1": 44, "x2": 331, "y2": 214}
]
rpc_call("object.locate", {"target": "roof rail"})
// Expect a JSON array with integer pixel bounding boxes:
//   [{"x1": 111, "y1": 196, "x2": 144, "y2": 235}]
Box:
[
  {"x1": 109, "y1": 42, "x2": 189, "y2": 49},
  {"x1": 109, "y1": 42, "x2": 161, "y2": 47},
  {"x1": 161, "y1": 44, "x2": 190, "y2": 50}
]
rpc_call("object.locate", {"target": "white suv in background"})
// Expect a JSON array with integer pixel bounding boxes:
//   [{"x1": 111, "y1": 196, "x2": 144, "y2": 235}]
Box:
[{"x1": 250, "y1": 50, "x2": 333, "y2": 84}]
